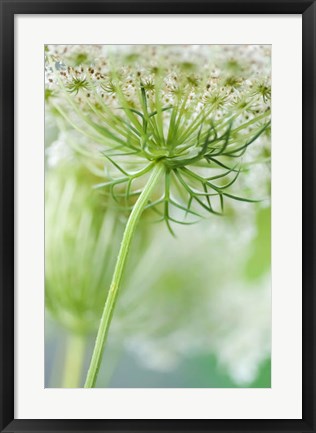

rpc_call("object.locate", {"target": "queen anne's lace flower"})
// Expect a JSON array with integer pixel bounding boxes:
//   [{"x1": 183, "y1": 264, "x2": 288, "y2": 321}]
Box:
[
  {"x1": 46, "y1": 44, "x2": 271, "y2": 234},
  {"x1": 45, "y1": 45, "x2": 271, "y2": 387}
]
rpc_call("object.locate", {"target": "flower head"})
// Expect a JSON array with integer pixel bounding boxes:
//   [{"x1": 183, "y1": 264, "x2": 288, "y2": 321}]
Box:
[{"x1": 45, "y1": 45, "x2": 271, "y2": 234}]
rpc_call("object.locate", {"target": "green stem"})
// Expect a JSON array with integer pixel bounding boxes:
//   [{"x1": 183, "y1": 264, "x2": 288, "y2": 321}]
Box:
[
  {"x1": 84, "y1": 162, "x2": 164, "y2": 387},
  {"x1": 62, "y1": 333, "x2": 86, "y2": 388}
]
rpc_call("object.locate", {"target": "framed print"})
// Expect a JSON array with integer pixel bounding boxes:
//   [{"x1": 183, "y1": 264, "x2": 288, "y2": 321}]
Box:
[{"x1": 0, "y1": 0, "x2": 315, "y2": 432}]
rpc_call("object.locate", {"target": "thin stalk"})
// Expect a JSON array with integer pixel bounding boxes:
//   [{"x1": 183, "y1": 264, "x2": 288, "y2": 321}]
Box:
[
  {"x1": 84, "y1": 162, "x2": 164, "y2": 387},
  {"x1": 62, "y1": 333, "x2": 86, "y2": 388}
]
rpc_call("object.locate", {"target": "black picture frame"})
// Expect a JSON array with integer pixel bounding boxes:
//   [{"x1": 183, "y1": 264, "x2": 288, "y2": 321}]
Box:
[{"x1": 0, "y1": 0, "x2": 315, "y2": 432}]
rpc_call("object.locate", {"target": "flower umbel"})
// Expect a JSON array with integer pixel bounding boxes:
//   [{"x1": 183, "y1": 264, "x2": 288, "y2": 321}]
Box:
[{"x1": 46, "y1": 44, "x2": 270, "y2": 234}]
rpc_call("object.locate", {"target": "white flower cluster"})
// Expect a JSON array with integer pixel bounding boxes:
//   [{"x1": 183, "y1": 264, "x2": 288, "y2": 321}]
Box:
[{"x1": 46, "y1": 44, "x2": 271, "y2": 127}]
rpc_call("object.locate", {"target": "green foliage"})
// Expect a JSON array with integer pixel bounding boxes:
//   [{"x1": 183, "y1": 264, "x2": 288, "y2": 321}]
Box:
[{"x1": 244, "y1": 207, "x2": 271, "y2": 280}]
